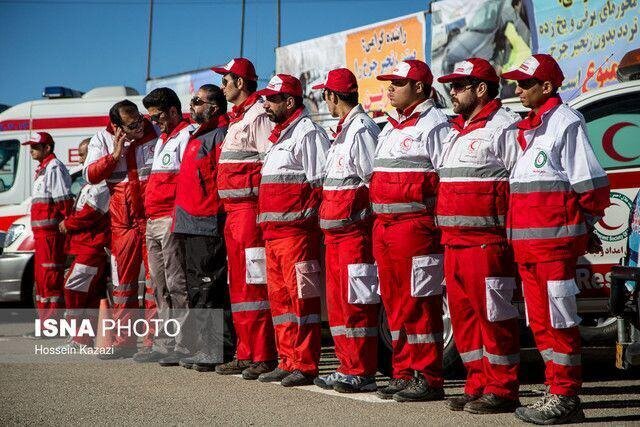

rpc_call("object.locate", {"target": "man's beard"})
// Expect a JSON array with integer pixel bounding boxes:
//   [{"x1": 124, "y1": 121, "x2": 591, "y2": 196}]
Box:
[
  {"x1": 192, "y1": 108, "x2": 215, "y2": 124},
  {"x1": 266, "y1": 110, "x2": 284, "y2": 124},
  {"x1": 453, "y1": 97, "x2": 476, "y2": 118}
]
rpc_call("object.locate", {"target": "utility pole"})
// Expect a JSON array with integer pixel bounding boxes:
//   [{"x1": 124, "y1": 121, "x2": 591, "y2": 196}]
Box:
[
  {"x1": 277, "y1": 0, "x2": 281, "y2": 47},
  {"x1": 146, "y1": 0, "x2": 154, "y2": 81},
  {"x1": 240, "y1": 0, "x2": 246, "y2": 57}
]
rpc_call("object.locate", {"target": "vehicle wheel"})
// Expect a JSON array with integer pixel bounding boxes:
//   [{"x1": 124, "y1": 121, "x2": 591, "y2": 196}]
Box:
[
  {"x1": 579, "y1": 315, "x2": 618, "y2": 344},
  {"x1": 377, "y1": 293, "x2": 460, "y2": 376},
  {"x1": 20, "y1": 257, "x2": 34, "y2": 307}
]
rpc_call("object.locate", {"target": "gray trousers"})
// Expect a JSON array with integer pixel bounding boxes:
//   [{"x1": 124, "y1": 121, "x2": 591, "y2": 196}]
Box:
[{"x1": 146, "y1": 216, "x2": 193, "y2": 354}]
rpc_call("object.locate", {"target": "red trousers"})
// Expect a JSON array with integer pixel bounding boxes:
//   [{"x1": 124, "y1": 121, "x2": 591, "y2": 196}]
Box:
[
  {"x1": 63, "y1": 251, "x2": 109, "y2": 346},
  {"x1": 265, "y1": 232, "x2": 322, "y2": 376},
  {"x1": 110, "y1": 222, "x2": 157, "y2": 348},
  {"x1": 34, "y1": 231, "x2": 66, "y2": 320},
  {"x1": 225, "y1": 207, "x2": 277, "y2": 362},
  {"x1": 373, "y1": 217, "x2": 444, "y2": 387},
  {"x1": 519, "y1": 259, "x2": 582, "y2": 396},
  {"x1": 325, "y1": 232, "x2": 379, "y2": 376},
  {"x1": 445, "y1": 244, "x2": 520, "y2": 399}
]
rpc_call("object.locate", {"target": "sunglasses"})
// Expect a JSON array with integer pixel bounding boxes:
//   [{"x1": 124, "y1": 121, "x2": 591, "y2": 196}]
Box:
[
  {"x1": 190, "y1": 96, "x2": 215, "y2": 107},
  {"x1": 448, "y1": 82, "x2": 475, "y2": 93},
  {"x1": 221, "y1": 76, "x2": 238, "y2": 88},
  {"x1": 121, "y1": 115, "x2": 144, "y2": 131},
  {"x1": 148, "y1": 111, "x2": 165, "y2": 123}
]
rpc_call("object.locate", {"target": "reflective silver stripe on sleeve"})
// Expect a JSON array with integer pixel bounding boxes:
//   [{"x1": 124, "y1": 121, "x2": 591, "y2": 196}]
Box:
[
  {"x1": 319, "y1": 208, "x2": 370, "y2": 230},
  {"x1": 261, "y1": 174, "x2": 308, "y2": 184},
  {"x1": 218, "y1": 187, "x2": 259, "y2": 198},
  {"x1": 112, "y1": 295, "x2": 129, "y2": 305},
  {"x1": 459, "y1": 348, "x2": 484, "y2": 363},
  {"x1": 439, "y1": 166, "x2": 509, "y2": 180},
  {"x1": 31, "y1": 219, "x2": 60, "y2": 227},
  {"x1": 540, "y1": 348, "x2": 554, "y2": 362},
  {"x1": 372, "y1": 199, "x2": 435, "y2": 214},
  {"x1": 323, "y1": 176, "x2": 363, "y2": 190},
  {"x1": 272, "y1": 313, "x2": 297, "y2": 325},
  {"x1": 436, "y1": 215, "x2": 505, "y2": 228},
  {"x1": 220, "y1": 150, "x2": 262, "y2": 162},
  {"x1": 138, "y1": 167, "x2": 151, "y2": 177},
  {"x1": 571, "y1": 175, "x2": 609, "y2": 193},
  {"x1": 510, "y1": 180, "x2": 571, "y2": 194},
  {"x1": 53, "y1": 195, "x2": 73, "y2": 203},
  {"x1": 257, "y1": 208, "x2": 318, "y2": 223},
  {"x1": 552, "y1": 352, "x2": 581, "y2": 366},
  {"x1": 509, "y1": 223, "x2": 587, "y2": 240},
  {"x1": 150, "y1": 168, "x2": 180, "y2": 175},
  {"x1": 374, "y1": 157, "x2": 433, "y2": 170},
  {"x1": 406, "y1": 332, "x2": 443, "y2": 344},
  {"x1": 231, "y1": 300, "x2": 271, "y2": 313},
  {"x1": 390, "y1": 330, "x2": 400, "y2": 341},
  {"x1": 483, "y1": 348, "x2": 520, "y2": 365},
  {"x1": 330, "y1": 326, "x2": 377, "y2": 338}
]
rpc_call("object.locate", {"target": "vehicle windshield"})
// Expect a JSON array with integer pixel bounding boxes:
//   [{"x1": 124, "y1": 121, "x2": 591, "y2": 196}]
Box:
[
  {"x1": 0, "y1": 140, "x2": 19, "y2": 193},
  {"x1": 468, "y1": 0, "x2": 501, "y2": 32}
]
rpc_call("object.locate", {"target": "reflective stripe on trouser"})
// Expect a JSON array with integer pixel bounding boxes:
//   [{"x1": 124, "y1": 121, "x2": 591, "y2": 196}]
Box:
[
  {"x1": 146, "y1": 217, "x2": 192, "y2": 354},
  {"x1": 325, "y1": 232, "x2": 379, "y2": 376},
  {"x1": 265, "y1": 232, "x2": 321, "y2": 375},
  {"x1": 110, "y1": 221, "x2": 157, "y2": 348},
  {"x1": 63, "y1": 252, "x2": 109, "y2": 346},
  {"x1": 225, "y1": 207, "x2": 277, "y2": 362},
  {"x1": 372, "y1": 216, "x2": 444, "y2": 386},
  {"x1": 33, "y1": 231, "x2": 66, "y2": 320},
  {"x1": 445, "y1": 244, "x2": 520, "y2": 399},
  {"x1": 519, "y1": 259, "x2": 582, "y2": 396}
]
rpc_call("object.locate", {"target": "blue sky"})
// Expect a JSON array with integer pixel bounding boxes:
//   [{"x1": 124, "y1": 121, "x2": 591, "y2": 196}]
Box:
[{"x1": 0, "y1": 0, "x2": 428, "y2": 106}]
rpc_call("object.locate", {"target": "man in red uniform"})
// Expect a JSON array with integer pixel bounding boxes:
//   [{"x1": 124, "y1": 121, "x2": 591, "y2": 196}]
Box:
[
  {"x1": 85, "y1": 100, "x2": 160, "y2": 359},
  {"x1": 370, "y1": 60, "x2": 450, "y2": 402},
  {"x1": 255, "y1": 74, "x2": 330, "y2": 387},
  {"x1": 435, "y1": 58, "x2": 521, "y2": 413},
  {"x1": 172, "y1": 84, "x2": 231, "y2": 371},
  {"x1": 58, "y1": 138, "x2": 110, "y2": 349},
  {"x1": 211, "y1": 58, "x2": 278, "y2": 379},
  {"x1": 311, "y1": 68, "x2": 380, "y2": 393},
  {"x1": 24, "y1": 132, "x2": 73, "y2": 324},
  {"x1": 502, "y1": 54, "x2": 610, "y2": 424}
]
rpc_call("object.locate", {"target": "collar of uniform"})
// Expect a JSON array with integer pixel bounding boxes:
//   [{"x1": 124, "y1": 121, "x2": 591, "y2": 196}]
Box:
[
  {"x1": 268, "y1": 107, "x2": 307, "y2": 144},
  {"x1": 517, "y1": 95, "x2": 562, "y2": 131},
  {"x1": 192, "y1": 113, "x2": 230, "y2": 138},
  {"x1": 161, "y1": 120, "x2": 191, "y2": 143},
  {"x1": 230, "y1": 92, "x2": 261, "y2": 124},
  {"x1": 333, "y1": 104, "x2": 364, "y2": 139},
  {"x1": 387, "y1": 99, "x2": 434, "y2": 129},
  {"x1": 35, "y1": 153, "x2": 56, "y2": 178},
  {"x1": 451, "y1": 98, "x2": 502, "y2": 135}
]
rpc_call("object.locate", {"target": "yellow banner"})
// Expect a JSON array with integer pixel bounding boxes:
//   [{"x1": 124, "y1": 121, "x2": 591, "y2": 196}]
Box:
[{"x1": 346, "y1": 14, "x2": 425, "y2": 112}]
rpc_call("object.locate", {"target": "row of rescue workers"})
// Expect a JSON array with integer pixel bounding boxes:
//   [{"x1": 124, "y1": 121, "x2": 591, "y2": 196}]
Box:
[{"x1": 26, "y1": 54, "x2": 609, "y2": 425}]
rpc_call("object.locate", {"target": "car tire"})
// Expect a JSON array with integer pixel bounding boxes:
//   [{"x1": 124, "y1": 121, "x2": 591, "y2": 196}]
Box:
[{"x1": 579, "y1": 316, "x2": 618, "y2": 344}]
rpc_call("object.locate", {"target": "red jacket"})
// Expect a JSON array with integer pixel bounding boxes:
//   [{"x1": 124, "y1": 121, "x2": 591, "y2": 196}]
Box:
[
  {"x1": 173, "y1": 115, "x2": 228, "y2": 236},
  {"x1": 31, "y1": 154, "x2": 73, "y2": 234},
  {"x1": 84, "y1": 120, "x2": 159, "y2": 229},
  {"x1": 65, "y1": 181, "x2": 110, "y2": 255}
]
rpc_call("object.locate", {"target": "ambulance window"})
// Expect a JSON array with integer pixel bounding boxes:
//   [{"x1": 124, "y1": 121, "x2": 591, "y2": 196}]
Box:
[{"x1": 0, "y1": 140, "x2": 19, "y2": 193}]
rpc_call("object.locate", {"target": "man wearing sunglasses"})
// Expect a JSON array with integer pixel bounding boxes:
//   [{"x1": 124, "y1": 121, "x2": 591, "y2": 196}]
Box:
[
  {"x1": 211, "y1": 58, "x2": 278, "y2": 379},
  {"x1": 436, "y1": 58, "x2": 521, "y2": 414},
  {"x1": 173, "y1": 84, "x2": 232, "y2": 371},
  {"x1": 84, "y1": 100, "x2": 160, "y2": 359},
  {"x1": 142, "y1": 87, "x2": 193, "y2": 366},
  {"x1": 502, "y1": 54, "x2": 609, "y2": 425},
  {"x1": 255, "y1": 74, "x2": 330, "y2": 387}
]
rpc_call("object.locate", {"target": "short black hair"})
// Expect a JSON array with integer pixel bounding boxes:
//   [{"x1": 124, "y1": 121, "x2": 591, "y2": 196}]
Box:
[
  {"x1": 294, "y1": 96, "x2": 304, "y2": 109},
  {"x1": 109, "y1": 99, "x2": 139, "y2": 127},
  {"x1": 326, "y1": 89, "x2": 359, "y2": 106},
  {"x1": 200, "y1": 84, "x2": 227, "y2": 114},
  {"x1": 486, "y1": 81, "x2": 500, "y2": 99},
  {"x1": 143, "y1": 87, "x2": 181, "y2": 115}
]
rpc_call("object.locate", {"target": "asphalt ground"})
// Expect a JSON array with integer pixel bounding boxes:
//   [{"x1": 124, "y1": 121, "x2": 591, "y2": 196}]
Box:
[{"x1": 0, "y1": 307, "x2": 639, "y2": 425}]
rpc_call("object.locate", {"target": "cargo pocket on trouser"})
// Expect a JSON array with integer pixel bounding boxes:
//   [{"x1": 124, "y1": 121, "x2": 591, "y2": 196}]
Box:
[
  {"x1": 347, "y1": 263, "x2": 380, "y2": 304},
  {"x1": 410, "y1": 254, "x2": 444, "y2": 297},
  {"x1": 547, "y1": 279, "x2": 581, "y2": 329},
  {"x1": 64, "y1": 263, "x2": 98, "y2": 293},
  {"x1": 245, "y1": 247, "x2": 267, "y2": 285},
  {"x1": 295, "y1": 260, "x2": 322, "y2": 299},
  {"x1": 485, "y1": 277, "x2": 519, "y2": 322}
]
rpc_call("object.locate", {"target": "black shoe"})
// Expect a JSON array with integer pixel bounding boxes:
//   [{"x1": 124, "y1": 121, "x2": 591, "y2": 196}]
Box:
[
  {"x1": 179, "y1": 351, "x2": 207, "y2": 369},
  {"x1": 97, "y1": 346, "x2": 137, "y2": 360},
  {"x1": 392, "y1": 373, "x2": 445, "y2": 402},
  {"x1": 214, "y1": 358, "x2": 252, "y2": 375},
  {"x1": 242, "y1": 360, "x2": 279, "y2": 380},
  {"x1": 515, "y1": 394, "x2": 585, "y2": 425},
  {"x1": 448, "y1": 394, "x2": 481, "y2": 411},
  {"x1": 376, "y1": 378, "x2": 412, "y2": 400},
  {"x1": 464, "y1": 393, "x2": 520, "y2": 414},
  {"x1": 281, "y1": 370, "x2": 315, "y2": 387},
  {"x1": 158, "y1": 352, "x2": 186, "y2": 367},
  {"x1": 258, "y1": 367, "x2": 291, "y2": 383},
  {"x1": 132, "y1": 347, "x2": 166, "y2": 363}
]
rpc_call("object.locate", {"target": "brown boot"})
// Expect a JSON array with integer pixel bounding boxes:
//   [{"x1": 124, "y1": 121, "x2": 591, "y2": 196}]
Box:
[
  {"x1": 242, "y1": 360, "x2": 278, "y2": 380},
  {"x1": 448, "y1": 394, "x2": 481, "y2": 411},
  {"x1": 214, "y1": 358, "x2": 252, "y2": 375},
  {"x1": 464, "y1": 393, "x2": 520, "y2": 414}
]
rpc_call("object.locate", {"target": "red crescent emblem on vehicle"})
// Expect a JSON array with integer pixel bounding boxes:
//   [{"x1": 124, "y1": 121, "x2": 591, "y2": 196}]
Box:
[
  {"x1": 603, "y1": 122, "x2": 639, "y2": 162},
  {"x1": 597, "y1": 201, "x2": 624, "y2": 231}
]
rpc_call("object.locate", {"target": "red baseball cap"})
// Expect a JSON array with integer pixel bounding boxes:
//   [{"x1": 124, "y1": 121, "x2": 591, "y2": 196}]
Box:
[
  {"x1": 312, "y1": 68, "x2": 358, "y2": 93},
  {"x1": 211, "y1": 58, "x2": 258, "y2": 81},
  {"x1": 22, "y1": 132, "x2": 54, "y2": 146},
  {"x1": 501, "y1": 54, "x2": 565, "y2": 88},
  {"x1": 256, "y1": 74, "x2": 303, "y2": 98},
  {"x1": 437, "y1": 58, "x2": 499, "y2": 83},
  {"x1": 377, "y1": 60, "x2": 434, "y2": 85}
]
